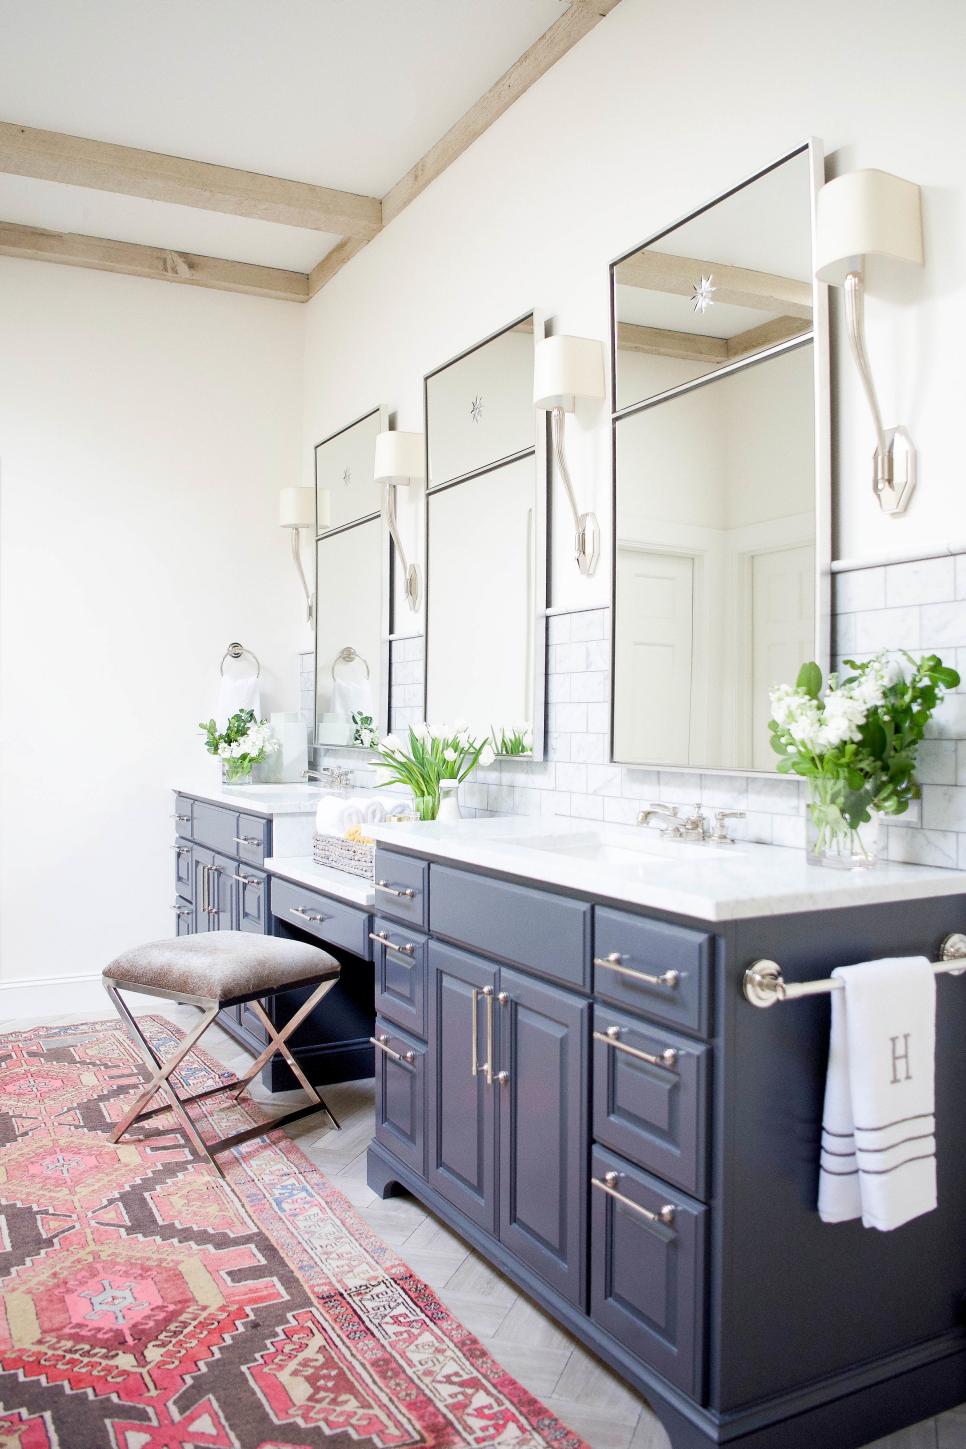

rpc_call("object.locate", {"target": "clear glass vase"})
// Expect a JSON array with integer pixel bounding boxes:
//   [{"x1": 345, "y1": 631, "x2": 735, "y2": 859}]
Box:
[
  {"x1": 805, "y1": 778, "x2": 881, "y2": 869},
  {"x1": 411, "y1": 792, "x2": 439, "y2": 821},
  {"x1": 222, "y1": 759, "x2": 254, "y2": 785}
]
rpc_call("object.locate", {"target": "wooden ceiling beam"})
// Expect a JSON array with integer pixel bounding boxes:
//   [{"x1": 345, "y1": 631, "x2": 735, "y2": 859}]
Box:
[
  {"x1": 381, "y1": 0, "x2": 623, "y2": 226},
  {"x1": 0, "y1": 121, "x2": 382, "y2": 238},
  {"x1": 617, "y1": 314, "x2": 811, "y2": 363},
  {"x1": 726, "y1": 314, "x2": 811, "y2": 360},
  {"x1": 614, "y1": 249, "x2": 812, "y2": 320},
  {"x1": 0, "y1": 221, "x2": 309, "y2": 301}
]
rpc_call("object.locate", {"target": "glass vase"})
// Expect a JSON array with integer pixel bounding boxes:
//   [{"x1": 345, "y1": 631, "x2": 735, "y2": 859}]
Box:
[
  {"x1": 805, "y1": 778, "x2": 881, "y2": 869},
  {"x1": 411, "y1": 792, "x2": 439, "y2": 821},
  {"x1": 437, "y1": 780, "x2": 462, "y2": 822},
  {"x1": 222, "y1": 759, "x2": 254, "y2": 786}
]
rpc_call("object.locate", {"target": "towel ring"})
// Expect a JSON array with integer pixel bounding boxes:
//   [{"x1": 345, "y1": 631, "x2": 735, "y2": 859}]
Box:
[
  {"x1": 220, "y1": 642, "x2": 261, "y2": 677},
  {"x1": 331, "y1": 646, "x2": 371, "y2": 682}
]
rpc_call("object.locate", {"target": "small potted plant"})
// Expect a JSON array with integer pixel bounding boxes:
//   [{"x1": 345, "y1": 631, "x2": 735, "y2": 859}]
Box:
[
  {"x1": 372, "y1": 721, "x2": 494, "y2": 820},
  {"x1": 492, "y1": 722, "x2": 533, "y2": 757},
  {"x1": 199, "y1": 708, "x2": 279, "y2": 785},
  {"x1": 769, "y1": 651, "x2": 959, "y2": 868},
  {"x1": 351, "y1": 710, "x2": 378, "y2": 749}
]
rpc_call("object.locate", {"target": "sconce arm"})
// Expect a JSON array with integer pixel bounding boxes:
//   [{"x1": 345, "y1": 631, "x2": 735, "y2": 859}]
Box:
[
  {"x1": 551, "y1": 406, "x2": 583, "y2": 529},
  {"x1": 290, "y1": 529, "x2": 314, "y2": 624},
  {"x1": 550, "y1": 405, "x2": 599, "y2": 576},
  {"x1": 844, "y1": 271, "x2": 889, "y2": 480},
  {"x1": 383, "y1": 482, "x2": 421, "y2": 611}
]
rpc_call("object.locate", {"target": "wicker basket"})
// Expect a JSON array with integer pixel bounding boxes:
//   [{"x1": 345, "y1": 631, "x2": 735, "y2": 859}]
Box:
[{"x1": 312, "y1": 832, "x2": 375, "y2": 880}]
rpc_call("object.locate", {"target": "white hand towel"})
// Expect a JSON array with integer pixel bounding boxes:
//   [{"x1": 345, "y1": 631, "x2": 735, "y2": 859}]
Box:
[
  {"x1": 362, "y1": 799, "x2": 387, "y2": 825},
  {"x1": 818, "y1": 956, "x2": 936, "y2": 1231},
  {"x1": 216, "y1": 672, "x2": 261, "y2": 731},
  {"x1": 339, "y1": 801, "x2": 364, "y2": 830},
  {"x1": 331, "y1": 677, "x2": 374, "y2": 721}
]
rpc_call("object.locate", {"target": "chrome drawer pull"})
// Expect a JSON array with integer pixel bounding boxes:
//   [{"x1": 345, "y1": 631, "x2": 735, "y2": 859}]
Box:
[
  {"x1": 234, "y1": 835, "x2": 261, "y2": 847},
  {"x1": 171, "y1": 844, "x2": 191, "y2": 854},
  {"x1": 233, "y1": 873, "x2": 261, "y2": 887},
  {"x1": 376, "y1": 880, "x2": 416, "y2": 900},
  {"x1": 371, "y1": 1033, "x2": 416, "y2": 1066},
  {"x1": 594, "y1": 1027, "x2": 678, "y2": 1071},
  {"x1": 289, "y1": 905, "x2": 327, "y2": 923},
  {"x1": 594, "y1": 953, "x2": 680, "y2": 989},
  {"x1": 592, "y1": 1171, "x2": 676, "y2": 1227},
  {"x1": 171, "y1": 813, "x2": 191, "y2": 824},
  {"x1": 171, "y1": 904, "x2": 191, "y2": 917},
  {"x1": 369, "y1": 931, "x2": 415, "y2": 956}
]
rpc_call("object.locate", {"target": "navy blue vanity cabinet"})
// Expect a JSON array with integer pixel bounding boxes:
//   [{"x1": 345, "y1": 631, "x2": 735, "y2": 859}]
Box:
[
  {"x1": 372, "y1": 916, "x2": 428, "y2": 1038},
  {"x1": 234, "y1": 865, "x2": 268, "y2": 934},
  {"x1": 373, "y1": 849, "x2": 429, "y2": 929}
]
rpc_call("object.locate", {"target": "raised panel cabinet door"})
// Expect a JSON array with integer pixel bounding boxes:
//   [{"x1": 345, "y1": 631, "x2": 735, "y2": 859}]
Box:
[
  {"x1": 426, "y1": 942, "x2": 498, "y2": 1233},
  {"x1": 590, "y1": 1145, "x2": 707, "y2": 1398},
  {"x1": 173, "y1": 838, "x2": 193, "y2": 901},
  {"x1": 374, "y1": 1019, "x2": 426, "y2": 1175},
  {"x1": 497, "y1": 968, "x2": 589, "y2": 1306},
  {"x1": 233, "y1": 866, "x2": 268, "y2": 934}
]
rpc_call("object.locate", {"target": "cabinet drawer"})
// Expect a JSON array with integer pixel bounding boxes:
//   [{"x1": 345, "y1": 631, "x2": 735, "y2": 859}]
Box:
[
  {"x1": 173, "y1": 838, "x2": 193, "y2": 901},
  {"x1": 236, "y1": 812, "x2": 268, "y2": 867},
  {"x1": 172, "y1": 794, "x2": 193, "y2": 833},
  {"x1": 594, "y1": 908, "x2": 711, "y2": 1036},
  {"x1": 191, "y1": 801, "x2": 239, "y2": 855},
  {"x1": 271, "y1": 876, "x2": 370, "y2": 957},
  {"x1": 590, "y1": 1145, "x2": 706, "y2": 1398},
  {"x1": 374, "y1": 1019, "x2": 426, "y2": 1175},
  {"x1": 234, "y1": 865, "x2": 268, "y2": 934},
  {"x1": 431, "y1": 865, "x2": 591, "y2": 990},
  {"x1": 372, "y1": 916, "x2": 428, "y2": 1038},
  {"x1": 593, "y1": 1006, "x2": 709, "y2": 1199},
  {"x1": 374, "y1": 849, "x2": 429, "y2": 929}
]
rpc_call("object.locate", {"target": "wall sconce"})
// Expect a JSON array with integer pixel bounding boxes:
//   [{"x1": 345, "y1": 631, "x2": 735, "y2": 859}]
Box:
[
  {"x1": 815, "y1": 168, "x2": 924, "y2": 515},
  {"x1": 374, "y1": 430, "x2": 423, "y2": 612},
  {"x1": 279, "y1": 486, "x2": 325, "y2": 623},
  {"x1": 533, "y1": 334, "x2": 605, "y2": 574}
]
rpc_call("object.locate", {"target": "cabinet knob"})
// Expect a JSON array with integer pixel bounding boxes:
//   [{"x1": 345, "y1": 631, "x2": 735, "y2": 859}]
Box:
[{"x1": 495, "y1": 1071, "x2": 510, "y2": 1086}]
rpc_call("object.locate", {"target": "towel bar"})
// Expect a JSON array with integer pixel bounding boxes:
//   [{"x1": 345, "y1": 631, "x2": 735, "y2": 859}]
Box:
[{"x1": 743, "y1": 933, "x2": 966, "y2": 1008}]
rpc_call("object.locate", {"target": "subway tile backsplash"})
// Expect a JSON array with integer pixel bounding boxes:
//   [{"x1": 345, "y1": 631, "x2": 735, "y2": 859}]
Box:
[{"x1": 314, "y1": 551, "x2": 966, "y2": 869}]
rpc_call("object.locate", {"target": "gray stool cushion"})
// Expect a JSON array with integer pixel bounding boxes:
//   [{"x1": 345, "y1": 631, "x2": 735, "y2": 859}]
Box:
[{"x1": 104, "y1": 930, "x2": 339, "y2": 1004}]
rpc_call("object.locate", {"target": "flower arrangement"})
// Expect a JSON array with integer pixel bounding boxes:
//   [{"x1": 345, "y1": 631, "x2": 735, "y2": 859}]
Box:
[
  {"x1": 769, "y1": 651, "x2": 959, "y2": 866},
  {"x1": 351, "y1": 710, "x2": 378, "y2": 749},
  {"x1": 199, "y1": 708, "x2": 278, "y2": 785},
  {"x1": 372, "y1": 721, "x2": 495, "y2": 820},
  {"x1": 492, "y1": 722, "x2": 533, "y2": 757}
]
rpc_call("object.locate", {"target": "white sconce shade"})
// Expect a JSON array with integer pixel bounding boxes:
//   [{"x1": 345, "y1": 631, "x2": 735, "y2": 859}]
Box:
[
  {"x1": 815, "y1": 169, "x2": 923, "y2": 286},
  {"x1": 533, "y1": 335, "x2": 605, "y2": 413},
  {"x1": 374, "y1": 430, "x2": 425, "y2": 481},
  {"x1": 813, "y1": 168, "x2": 924, "y2": 516},
  {"x1": 279, "y1": 486, "x2": 315, "y2": 529}
]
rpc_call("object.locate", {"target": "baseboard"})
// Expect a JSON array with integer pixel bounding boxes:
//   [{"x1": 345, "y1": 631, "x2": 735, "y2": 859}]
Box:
[{"x1": 0, "y1": 972, "x2": 108, "y2": 1019}]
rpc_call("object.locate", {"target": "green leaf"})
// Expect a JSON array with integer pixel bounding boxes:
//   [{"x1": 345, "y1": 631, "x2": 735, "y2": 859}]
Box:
[{"x1": 796, "y1": 661, "x2": 822, "y2": 699}]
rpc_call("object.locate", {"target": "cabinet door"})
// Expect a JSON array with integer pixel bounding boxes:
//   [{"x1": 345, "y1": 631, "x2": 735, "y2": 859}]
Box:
[
  {"x1": 497, "y1": 967, "x2": 589, "y2": 1306},
  {"x1": 173, "y1": 839, "x2": 193, "y2": 901},
  {"x1": 234, "y1": 866, "x2": 268, "y2": 934},
  {"x1": 374, "y1": 1018, "x2": 426, "y2": 1174},
  {"x1": 173, "y1": 900, "x2": 193, "y2": 935},
  {"x1": 426, "y1": 943, "x2": 497, "y2": 1233},
  {"x1": 208, "y1": 852, "x2": 235, "y2": 931},
  {"x1": 193, "y1": 849, "x2": 216, "y2": 933}
]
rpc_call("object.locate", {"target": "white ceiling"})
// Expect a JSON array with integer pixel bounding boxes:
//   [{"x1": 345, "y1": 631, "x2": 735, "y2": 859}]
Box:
[{"x1": 0, "y1": 0, "x2": 567, "y2": 270}]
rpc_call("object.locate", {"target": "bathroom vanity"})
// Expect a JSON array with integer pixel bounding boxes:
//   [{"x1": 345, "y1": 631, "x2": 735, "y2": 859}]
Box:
[{"x1": 363, "y1": 817, "x2": 966, "y2": 1449}]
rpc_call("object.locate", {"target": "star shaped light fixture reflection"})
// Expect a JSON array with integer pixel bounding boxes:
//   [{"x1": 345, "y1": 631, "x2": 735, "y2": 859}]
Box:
[
  {"x1": 690, "y1": 274, "x2": 716, "y2": 314},
  {"x1": 470, "y1": 394, "x2": 483, "y2": 424}
]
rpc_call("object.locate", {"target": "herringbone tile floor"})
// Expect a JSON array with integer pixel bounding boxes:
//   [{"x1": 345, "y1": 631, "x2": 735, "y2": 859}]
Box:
[{"x1": 5, "y1": 1005, "x2": 962, "y2": 1449}]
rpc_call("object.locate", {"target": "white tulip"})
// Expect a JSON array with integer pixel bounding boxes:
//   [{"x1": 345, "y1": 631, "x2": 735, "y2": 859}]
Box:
[{"x1": 479, "y1": 744, "x2": 496, "y2": 768}]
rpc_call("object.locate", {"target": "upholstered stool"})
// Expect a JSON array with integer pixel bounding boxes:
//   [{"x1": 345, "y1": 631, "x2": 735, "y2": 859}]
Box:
[{"x1": 103, "y1": 931, "x2": 341, "y2": 1173}]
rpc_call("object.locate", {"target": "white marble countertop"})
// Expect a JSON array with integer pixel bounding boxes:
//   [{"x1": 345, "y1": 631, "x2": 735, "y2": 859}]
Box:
[
  {"x1": 264, "y1": 854, "x2": 376, "y2": 908},
  {"x1": 174, "y1": 780, "x2": 327, "y2": 817},
  {"x1": 366, "y1": 816, "x2": 966, "y2": 922}
]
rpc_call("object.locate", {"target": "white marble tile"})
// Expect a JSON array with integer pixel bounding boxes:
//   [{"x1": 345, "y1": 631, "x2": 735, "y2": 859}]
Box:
[
  {"x1": 699, "y1": 774, "x2": 748, "y2": 809},
  {"x1": 571, "y1": 793, "x2": 605, "y2": 821},
  {"x1": 587, "y1": 764, "x2": 622, "y2": 797},
  {"x1": 916, "y1": 739, "x2": 959, "y2": 786},
  {"x1": 570, "y1": 609, "x2": 607, "y2": 642},
  {"x1": 541, "y1": 790, "x2": 571, "y2": 817},
  {"x1": 746, "y1": 776, "x2": 802, "y2": 815},
  {"x1": 555, "y1": 762, "x2": 588, "y2": 793},
  {"x1": 887, "y1": 826, "x2": 959, "y2": 869},
  {"x1": 769, "y1": 812, "x2": 805, "y2": 848},
  {"x1": 547, "y1": 672, "x2": 572, "y2": 703},
  {"x1": 855, "y1": 606, "x2": 921, "y2": 652},
  {"x1": 835, "y1": 566, "x2": 886, "y2": 613},
  {"x1": 921, "y1": 601, "x2": 966, "y2": 650},
  {"x1": 885, "y1": 557, "x2": 956, "y2": 607},
  {"x1": 552, "y1": 702, "x2": 588, "y2": 734},
  {"x1": 604, "y1": 796, "x2": 644, "y2": 825},
  {"x1": 926, "y1": 693, "x2": 966, "y2": 739},
  {"x1": 621, "y1": 767, "x2": 660, "y2": 800},
  {"x1": 511, "y1": 788, "x2": 543, "y2": 817},
  {"x1": 486, "y1": 783, "x2": 514, "y2": 812},
  {"x1": 547, "y1": 732, "x2": 571, "y2": 762},
  {"x1": 547, "y1": 612, "x2": 572, "y2": 645},
  {"x1": 570, "y1": 732, "x2": 607, "y2": 763},
  {"x1": 586, "y1": 702, "x2": 610, "y2": 733},
  {"x1": 571, "y1": 670, "x2": 608, "y2": 703},
  {"x1": 921, "y1": 785, "x2": 966, "y2": 832},
  {"x1": 585, "y1": 639, "x2": 610, "y2": 671},
  {"x1": 956, "y1": 556, "x2": 966, "y2": 601}
]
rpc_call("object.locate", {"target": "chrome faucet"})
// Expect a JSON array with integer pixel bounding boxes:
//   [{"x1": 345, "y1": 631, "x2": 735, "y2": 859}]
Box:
[
  {"x1": 638, "y1": 802, "x2": 745, "y2": 844},
  {"x1": 303, "y1": 766, "x2": 352, "y2": 790}
]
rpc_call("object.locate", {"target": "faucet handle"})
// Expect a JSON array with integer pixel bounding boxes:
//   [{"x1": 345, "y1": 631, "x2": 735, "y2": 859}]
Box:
[{"x1": 710, "y1": 808, "x2": 746, "y2": 843}]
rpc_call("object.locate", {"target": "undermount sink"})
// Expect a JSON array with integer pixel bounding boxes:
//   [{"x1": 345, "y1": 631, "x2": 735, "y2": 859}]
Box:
[{"x1": 499, "y1": 828, "x2": 741, "y2": 867}]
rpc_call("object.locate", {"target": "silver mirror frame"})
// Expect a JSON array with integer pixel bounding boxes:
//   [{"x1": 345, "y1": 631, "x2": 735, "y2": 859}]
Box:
[
  {"x1": 607, "y1": 138, "x2": 831, "y2": 777},
  {"x1": 313, "y1": 405, "x2": 391, "y2": 751},
  {"x1": 422, "y1": 311, "x2": 548, "y2": 761}
]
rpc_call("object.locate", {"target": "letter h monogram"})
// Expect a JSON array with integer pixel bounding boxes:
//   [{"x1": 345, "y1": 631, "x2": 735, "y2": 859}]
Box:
[{"x1": 890, "y1": 1033, "x2": 912, "y2": 1084}]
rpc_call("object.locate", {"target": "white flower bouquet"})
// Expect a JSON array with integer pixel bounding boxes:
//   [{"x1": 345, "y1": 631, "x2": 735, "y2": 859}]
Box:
[
  {"x1": 372, "y1": 721, "x2": 494, "y2": 820},
  {"x1": 769, "y1": 651, "x2": 959, "y2": 867},
  {"x1": 199, "y1": 708, "x2": 278, "y2": 785}
]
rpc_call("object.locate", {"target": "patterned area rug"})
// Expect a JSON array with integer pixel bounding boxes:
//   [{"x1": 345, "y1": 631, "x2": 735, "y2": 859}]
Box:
[{"x1": 0, "y1": 1018, "x2": 587, "y2": 1449}]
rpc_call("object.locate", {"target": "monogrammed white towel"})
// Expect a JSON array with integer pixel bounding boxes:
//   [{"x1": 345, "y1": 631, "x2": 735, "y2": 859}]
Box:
[{"x1": 818, "y1": 956, "x2": 936, "y2": 1231}]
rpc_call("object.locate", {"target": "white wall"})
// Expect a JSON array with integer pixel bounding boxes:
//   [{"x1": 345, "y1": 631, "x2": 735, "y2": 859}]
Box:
[
  {"x1": 0, "y1": 259, "x2": 305, "y2": 995},
  {"x1": 301, "y1": 0, "x2": 966, "y2": 586}
]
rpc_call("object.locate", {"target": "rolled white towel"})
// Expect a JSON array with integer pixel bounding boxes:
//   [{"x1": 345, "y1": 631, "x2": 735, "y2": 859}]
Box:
[
  {"x1": 363, "y1": 798, "x2": 387, "y2": 825},
  {"x1": 339, "y1": 802, "x2": 364, "y2": 830}
]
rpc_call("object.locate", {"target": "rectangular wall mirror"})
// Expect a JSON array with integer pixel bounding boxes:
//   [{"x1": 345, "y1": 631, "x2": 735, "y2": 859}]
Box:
[
  {"x1": 314, "y1": 408, "x2": 389, "y2": 748},
  {"x1": 610, "y1": 141, "x2": 829, "y2": 773},
  {"x1": 424, "y1": 314, "x2": 547, "y2": 754}
]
